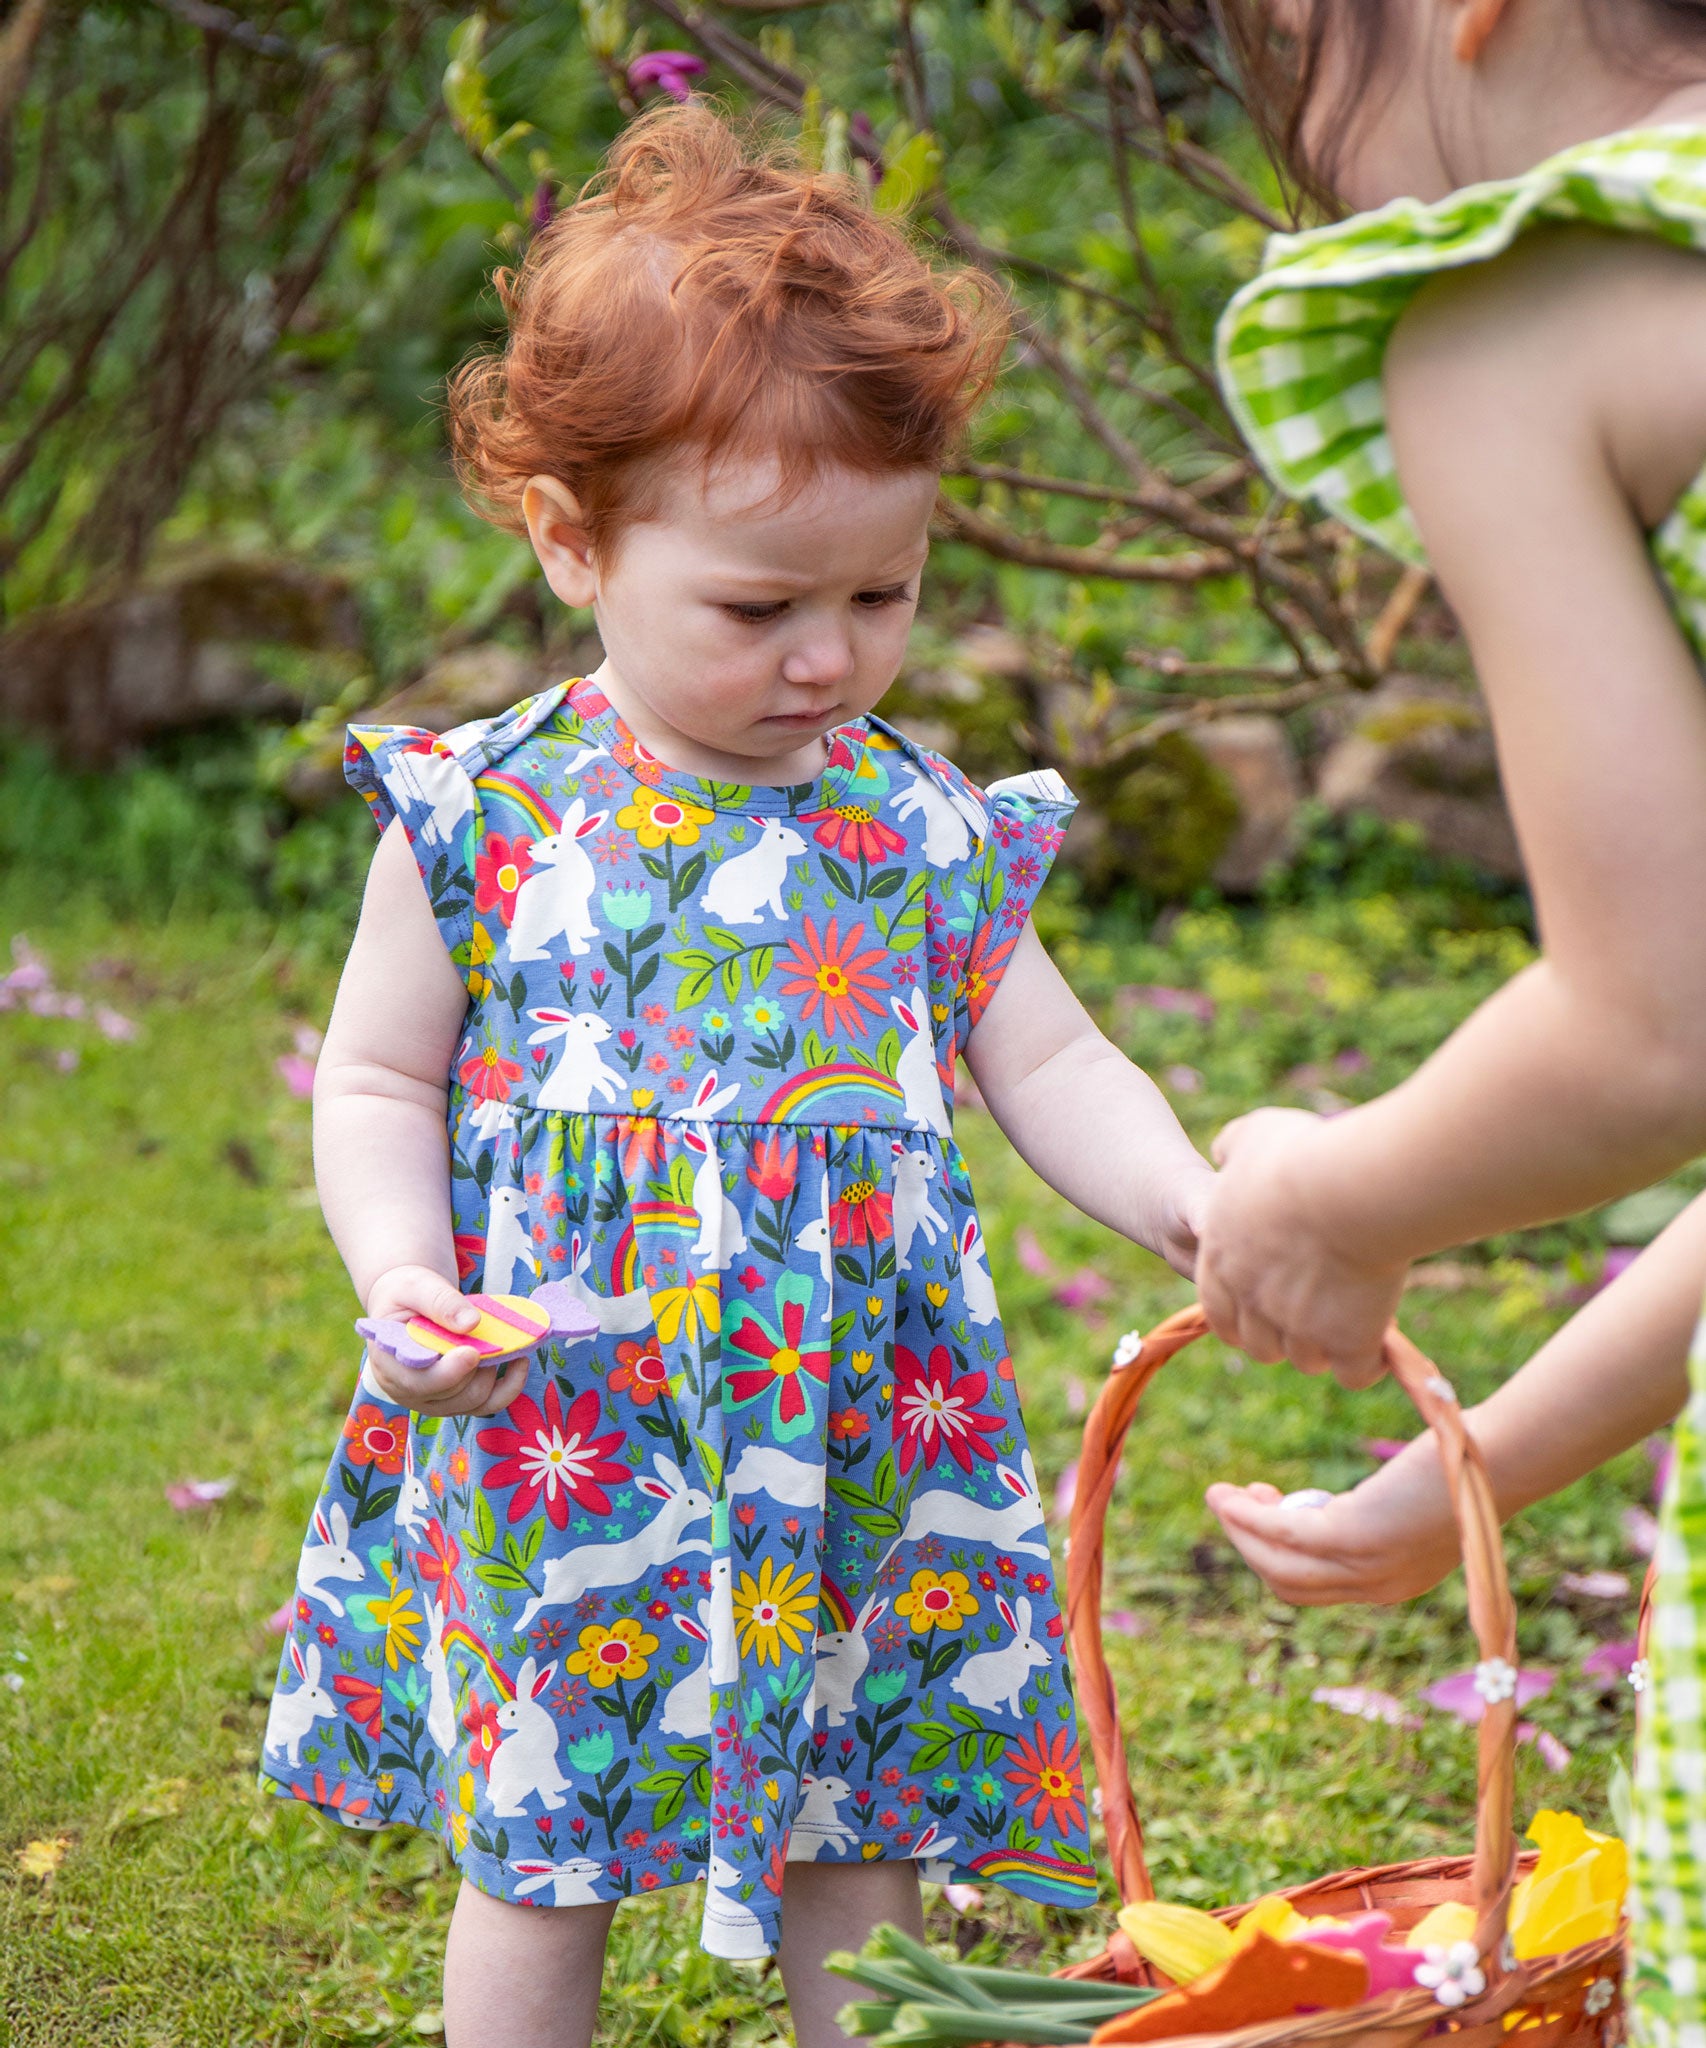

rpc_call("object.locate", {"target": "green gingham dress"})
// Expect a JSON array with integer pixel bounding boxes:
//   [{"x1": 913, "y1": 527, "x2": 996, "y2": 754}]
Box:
[{"x1": 1216, "y1": 125, "x2": 1706, "y2": 2048}]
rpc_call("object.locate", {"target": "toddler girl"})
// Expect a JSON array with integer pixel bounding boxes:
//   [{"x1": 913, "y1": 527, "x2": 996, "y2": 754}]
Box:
[
  {"x1": 262, "y1": 106, "x2": 1212, "y2": 2048},
  {"x1": 1193, "y1": 3, "x2": 1706, "y2": 2042}
]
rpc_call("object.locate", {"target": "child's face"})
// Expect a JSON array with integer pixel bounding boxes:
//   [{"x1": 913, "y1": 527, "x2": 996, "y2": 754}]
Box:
[{"x1": 525, "y1": 455, "x2": 937, "y2": 781}]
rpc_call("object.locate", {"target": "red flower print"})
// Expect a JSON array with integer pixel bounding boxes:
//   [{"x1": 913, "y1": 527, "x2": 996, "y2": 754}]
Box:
[
  {"x1": 640, "y1": 1870, "x2": 661, "y2": 1890},
  {"x1": 416, "y1": 1519, "x2": 467, "y2": 1615},
  {"x1": 543, "y1": 1192, "x2": 566, "y2": 1218},
  {"x1": 929, "y1": 930, "x2": 969, "y2": 986},
  {"x1": 1007, "y1": 854, "x2": 1041, "y2": 892},
  {"x1": 762, "y1": 1844, "x2": 788, "y2": 1897},
  {"x1": 739, "y1": 1266, "x2": 764, "y2": 1293},
  {"x1": 1025, "y1": 1572, "x2": 1050, "y2": 1595},
  {"x1": 642, "y1": 1003, "x2": 668, "y2": 1026},
  {"x1": 1047, "y1": 1615, "x2": 1064, "y2": 1638},
  {"x1": 526, "y1": 1174, "x2": 544, "y2": 1195},
  {"x1": 645, "y1": 1053, "x2": 668, "y2": 1075},
  {"x1": 991, "y1": 811, "x2": 1024, "y2": 846},
  {"x1": 474, "y1": 834, "x2": 534, "y2": 925},
  {"x1": 802, "y1": 802, "x2": 907, "y2": 867},
  {"x1": 879, "y1": 1808, "x2": 899, "y2": 1828},
  {"x1": 779, "y1": 916, "x2": 890, "y2": 1039},
  {"x1": 449, "y1": 1446, "x2": 470, "y2": 1485},
  {"x1": 661, "y1": 1566, "x2": 689, "y2": 1591},
  {"x1": 1004, "y1": 1721, "x2": 1086, "y2": 1835},
  {"x1": 334, "y1": 1674, "x2": 384, "y2": 1738},
  {"x1": 647, "y1": 1599, "x2": 670, "y2": 1619},
  {"x1": 291, "y1": 1772, "x2": 370, "y2": 1819},
  {"x1": 454, "y1": 1232, "x2": 483, "y2": 1280},
  {"x1": 651, "y1": 1840, "x2": 678, "y2": 1862},
  {"x1": 832, "y1": 1175, "x2": 893, "y2": 1250},
  {"x1": 977, "y1": 1570, "x2": 996, "y2": 1590},
  {"x1": 610, "y1": 1338, "x2": 670, "y2": 1407},
  {"x1": 477, "y1": 1384, "x2": 628, "y2": 1528},
  {"x1": 735, "y1": 1502, "x2": 757, "y2": 1527},
  {"x1": 667, "y1": 1025, "x2": 693, "y2": 1049},
  {"x1": 623, "y1": 1827, "x2": 650, "y2": 1849},
  {"x1": 880, "y1": 1767, "x2": 902, "y2": 1787},
  {"x1": 463, "y1": 1697, "x2": 503, "y2": 1777},
  {"x1": 712, "y1": 1802, "x2": 747, "y2": 1840},
  {"x1": 531, "y1": 1618, "x2": 569, "y2": 1652},
  {"x1": 828, "y1": 1408, "x2": 870, "y2": 1442},
  {"x1": 315, "y1": 1621, "x2": 337, "y2": 1645},
  {"x1": 892, "y1": 1345, "x2": 1003, "y2": 1475},
  {"x1": 343, "y1": 1404, "x2": 406, "y2": 1474},
  {"x1": 617, "y1": 1117, "x2": 665, "y2": 1177},
  {"x1": 962, "y1": 915, "x2": 1021, "y2": 1030},
  {"x1": 746, "y1": 1133, "x2": 798, "y2": 1201},
  {"x1": 996, "y1": 1556, "x2": 1016, "y2": 1578}
]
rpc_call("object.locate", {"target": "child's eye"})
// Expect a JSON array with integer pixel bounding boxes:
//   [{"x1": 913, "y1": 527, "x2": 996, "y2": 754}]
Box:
[
  {"x1": 723, "y1": 601, "x2": 789, "y2": 623},
  {"x1": 854, "y1": 585, "x2": 914, "y2": 609}
]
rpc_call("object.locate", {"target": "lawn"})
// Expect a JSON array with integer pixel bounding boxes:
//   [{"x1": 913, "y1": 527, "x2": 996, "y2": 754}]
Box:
[{"x1": 0, "y1": 874, "x2": 1655, "y2": 2047}]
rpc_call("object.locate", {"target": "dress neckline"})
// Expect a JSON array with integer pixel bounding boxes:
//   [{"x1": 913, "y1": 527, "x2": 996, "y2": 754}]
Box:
[{"x1": 554, "y1": 675, "x2": 873, "y2": 818}]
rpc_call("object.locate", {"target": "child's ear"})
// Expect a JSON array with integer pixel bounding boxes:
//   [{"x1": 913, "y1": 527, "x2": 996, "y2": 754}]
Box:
[{"x1": 522, "y1": 475, "x2": 599, "y2": 609}]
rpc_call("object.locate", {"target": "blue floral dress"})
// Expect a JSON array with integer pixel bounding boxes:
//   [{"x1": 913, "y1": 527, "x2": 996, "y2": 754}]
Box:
[{"x1": 261, "y1": 676, "x2": 1097, "y2": 1954}]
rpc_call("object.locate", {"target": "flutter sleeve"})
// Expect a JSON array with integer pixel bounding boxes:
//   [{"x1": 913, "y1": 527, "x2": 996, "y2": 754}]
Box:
[
  {"x1": 343, "y1": 722, "x2": 481, "y2": 973},
  {"x1": 955, "y1": 767, "x2": 1078, "y2": 1043}
]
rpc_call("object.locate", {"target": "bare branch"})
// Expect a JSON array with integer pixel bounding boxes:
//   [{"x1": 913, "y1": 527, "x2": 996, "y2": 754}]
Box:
[{"x1": 935, "y1": 494, "x2": 1235, "y2": 584}]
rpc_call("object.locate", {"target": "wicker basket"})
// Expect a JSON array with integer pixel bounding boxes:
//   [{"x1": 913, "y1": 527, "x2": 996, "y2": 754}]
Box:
[{"x1": 1054, "y1": 1304, "x2": 1627, "y2": 2048}]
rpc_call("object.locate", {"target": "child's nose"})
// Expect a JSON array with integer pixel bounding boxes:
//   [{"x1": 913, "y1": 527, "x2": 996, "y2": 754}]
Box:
[{"x1": 780, "y1": 629, "x2": 855, "y2": 690}]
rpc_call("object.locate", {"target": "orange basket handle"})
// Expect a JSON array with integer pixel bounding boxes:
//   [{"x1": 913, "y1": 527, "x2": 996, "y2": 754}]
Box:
[{"x1": 1065, "y1": 1304, "x2": 1519, "y2": 1957}]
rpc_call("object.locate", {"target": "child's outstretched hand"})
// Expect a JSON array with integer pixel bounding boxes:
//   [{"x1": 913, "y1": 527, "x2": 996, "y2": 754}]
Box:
[
  {"x1": 1196, "y1": 1106, "x2": 1409, "y2": 1388},
  {"x1": 1206, "y1": 1433, "x2": 1461, "y2": 1607},
  {"x1": 360, "y1": 1265, "x2": 528, "y2": 1419}
]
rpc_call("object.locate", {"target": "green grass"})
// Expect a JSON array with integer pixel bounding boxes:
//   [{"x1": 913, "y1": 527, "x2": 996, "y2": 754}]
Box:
[{"x1": 0, "y1": 880, "x2": 1653, "y2": 2046}]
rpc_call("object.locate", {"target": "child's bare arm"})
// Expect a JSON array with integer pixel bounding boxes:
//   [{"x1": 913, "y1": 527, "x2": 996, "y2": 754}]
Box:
[
  {"x1": 1200, "y1": 233, "x2": 1706, "y2": 1383},
  {"x1": 964, "y1": 919, "x2": 1214, "y2": 1275},
  {"x1": 1209, "y1": 1187, "x2": 1706, "y2": 1608},
  {"x1": 314, "y1": 823, "x2": 517, "y2": 1417}
]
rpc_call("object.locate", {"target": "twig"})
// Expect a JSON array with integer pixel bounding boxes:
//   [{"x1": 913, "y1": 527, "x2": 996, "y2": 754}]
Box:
[
  {"x1": 1366, "y1": 564, "x2": 1431, "y2": 672},
  {"x1": 145, "y1": 0, "x2": 329, "y2": 65},
  {"x1": 935, "y1": 494, "x2": 1234, "y2": 583}
]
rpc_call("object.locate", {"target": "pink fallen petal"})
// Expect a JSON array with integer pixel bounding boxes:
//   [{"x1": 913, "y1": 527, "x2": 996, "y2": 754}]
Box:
[
  {"x1": 1164, "y1": 1064, "x2": 1203, "y2": 1094},
  {"x1": 1312, "y1": 1685, "x2": 1423, "y2": 1730},
  {"x1": 1421, "y1": 1666, "x2": 1554, "y2": 1724},
  {"x1": 54, "y1": 1047, "x2": 79, "y2": 1073},
  {"x1": 1014, "y1": 1227, "x2": 1053, "y2": 1278},
  {"x1": 276, "y1": 1053, "x2": 316, "y2": 1099},
  {"x1": 1053, "y1": 1268, "x2": 1112, "y2": 1312},
  {"x1": 1624, "y1": 1506, "x2": 1660, "y2": 1558},
  {"x1": 1558, "y1": 1570, "x2": 1630, "y2": 1600},
  {"x1": 291, "y1": 1024, "x2": 324, "y2": 1058},
  {"x1": 29, "y1": 990, "x2": 83, "y2": 1018},
  {"x1": 1582, "y1": 1640, "x2": 1639, "y2": 1687},
  {"x1": 94, "y1": 1005, "x2": 137, "y2": 1042},
  {"x1": 1648, "y1": 1435, "x2": 1676, "y2": 1503},
  {"x1": 6, "y1": 935, "x2": 50, "y2": 991},
  {"x1": 1334, "y1": 1049, "x2": 1371, "y2": 1076},
  {"x1": 165, "y1": 1478, "x2": 235, "y2": 1511},
  {"x1": 1064, "y1": 1376, "x2": 1089, "y2": 1417},
  {"x1": 1595, "y1": 1245, "x2": 1642, "y2": 1295},
  {"x1": 1051, "y1": 1461, "x2": 1078, "y2": 1525},
  {"x1": 1104, "y1": 1610, "x2": 1150, "y2": 1638},
  {"x1": 943, "y1": 1883, "x2": 984, "y2": 1913},
  {"x1": 1362, "y1": 1438, "x2": 1409, "y2": 1461},
  {"x1": 628, "y1": 49, "x2": 707, "y2": 100},
  {"x1": 265, "y1": 1599, "x2": 295, "y2": 1635},
  {"x1": 1535, "y1": 1730, "x2": 1573, "y2": 1772},
  {"x1": 1120, "y1": 984, "x2": 1215, "y2": 1025}
]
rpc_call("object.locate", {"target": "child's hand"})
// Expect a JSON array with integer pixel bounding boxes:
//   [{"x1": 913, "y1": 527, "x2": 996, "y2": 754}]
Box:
[
  {"x1": 1205, "y1": 1433, "x2": 1461, "y2": 1606},
  {"x1": 1197, "y1": 1107, "x2": 1408, "y2": 1387},
  {"x1": 1153, "y1": 1160, "x2": 1216, "y2": 1281},
  {"x1": 361, "y1": 1266, "x2": 527, "y2": 1419}
]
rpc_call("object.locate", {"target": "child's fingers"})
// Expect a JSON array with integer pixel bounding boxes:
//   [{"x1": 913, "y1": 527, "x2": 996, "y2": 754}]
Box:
[
  {"x1": 1205, "y1": 1483, "x2": 1368, "y2": 1605},
  {"x1": 382, "y1": 1272, "x2": 479, "y2": 1332},
  {"x1": 365, "y1": 1340, "x2": 485, "y2": 1409}
]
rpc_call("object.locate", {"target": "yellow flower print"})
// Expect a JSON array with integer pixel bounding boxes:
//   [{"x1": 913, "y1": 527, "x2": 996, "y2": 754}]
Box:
[
  {"x1": 732, "y1": 1557, "x2": 817, "y2": 1666},
  {"x1": 651, "y1": 1272, "x2": 721, "y2": 1345},
  {"x1": 895, "y1": 1569, "x2": 979, "y2": 1634},
  {"x1": 616, "y1": 786, "x2": 713, "y2": 849},
  {"x1": 567, "y1": 1617, "x2": 659, "y2": 1688},
  {"x1": 461, "y1": 921, "x2": 497, "y2": 998},
  {"x1": 368, "y1": 1583, "x2": 424, "y2": 1669}
]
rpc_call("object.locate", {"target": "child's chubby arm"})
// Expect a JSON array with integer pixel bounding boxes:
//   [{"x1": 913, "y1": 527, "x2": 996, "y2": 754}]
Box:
[
  {"x1": 964, "y1": 917, "x2": 1215, "y2": 1275},
  {"x1": 1207, "y1": 1186, "x2": 1706, "y2": 1607},
  {"x1": 314, "y1": 821, "x2": 520, "y2": 1420},
  {"x1": 1200, "y1": 230, "x2": 1706, "y2": 1385}
]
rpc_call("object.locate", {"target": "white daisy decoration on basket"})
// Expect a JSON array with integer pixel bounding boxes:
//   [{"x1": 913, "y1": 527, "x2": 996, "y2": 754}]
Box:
[
  {"x1": 1630, "y1": 1659, "x2": 1652, "y2": 1694},
  {"x1": 1584, "y1": 1979, "x2": 1616, "y2": 2017},
  {"x1": 1473, "y1": 1657, "x2": 1519, "y2": 1705},
  {"x1": 1111, "y1": 1331, "x2": 1144, "y2": 1369},
  {"x1": 1415, "y1": 1942, "x2": 1487, "y2": 2010}
]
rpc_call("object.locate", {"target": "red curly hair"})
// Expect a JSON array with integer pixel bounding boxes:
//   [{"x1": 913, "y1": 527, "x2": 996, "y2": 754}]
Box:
[{"x1": 447, "y1": 103, "x2": 1009, "y2": 555}]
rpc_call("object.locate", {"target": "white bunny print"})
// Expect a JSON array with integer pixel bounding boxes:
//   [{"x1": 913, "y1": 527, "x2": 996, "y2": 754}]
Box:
[
  {"x1": 506, "y1": 801, "x2": 608, "y2": 961},
  {"x1": 812, "y1": 1591, "x2": 887, "y2": 1729},
  {"x1": 299, "y1": 1501, "x2": 364, "y2": 1617},
  {"x1": 892, "y1": 985, "x2": 950, "y2": 1135},
  {"x1": 684, "y1": 1124, "x2": 747, "y2": 1270},
  {"x1": 393, "y1": 1430, "x2": 431, "y2": 1543},
  {"x1": 706, "y1": 1552, "x2": 739, "y2": 1687},
  {"x1": 482, "y1": 1183, "x2": 539, "y2": 1296},
  {"x1": 659, "y1": 1601, "x2": 715, "y2": 1739},
  {"x1": 950, "y1": 1596, "x2": 1050, "y2": 1717},
  {"x1": 888, "y1": 763, "x2": 988, "y2": 866},
  {"x1": 509, "y1": 1854, "x2": 606, "y2": 1905},
  {"x1": 487, "y1": 1656, "x2": 571, "y2": 1817},
  {"x1": 786, "y1": 1773, "x2": 857, "y2": 1861},
  {"x1": 726, "y1": 1444, "x2": 826, "y2": 1511},
  {"x1": 422, "y1": 1600, "x2": 457, "y2": 1756},
  {"x1": 561, "y1": 1227, "x2": 653, "y2": 1336},
  {"x1": 264, "y1": 1639, "x2": 336, "y2": 1767},
  {"x1": 516, "y1": 1456, "x2": 713, "y2": 1632},
  {"x1": 957, "y1": 1217, "x2": 1000, "y2": 1327},
  {"x1": 886, "y1": 1452, "x2": 1050, "y2": 1566},
  {"x1": 527, "y1": 1009, "x2": 624, "y2": 1113},
  {"x1": 890, "y1": 1142, "x2": 948, "y2": 1273},
  {"x1": 699, "y1": 815, "x2": 806, "y2": 925},
  {"x1": 704, "y1": 1850, "x2": 771, "y2": 1960}
]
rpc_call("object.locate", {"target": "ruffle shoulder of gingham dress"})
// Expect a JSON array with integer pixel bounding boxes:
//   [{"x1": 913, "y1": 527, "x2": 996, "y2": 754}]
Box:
[
  {"x1": 260, "y1": 675, "x2": 1097, "y2": 1957},
  {"x1": 1218, "y1": 126, "x2": 1706, "y2": 2048}
]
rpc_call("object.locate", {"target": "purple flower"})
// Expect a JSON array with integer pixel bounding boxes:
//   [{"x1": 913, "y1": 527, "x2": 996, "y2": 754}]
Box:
[
  {"x1": 1596, "y1": 1245, "x2": 1642, "y2": 1292},
  {"x1": 628, "y1": 50, "x2": 707, "y2": 102},
  {"x1": 1557, "y1": 1569, "x2": 1630, "y2": 1600},
  {"x1": 95, "y1": 1005, "x2": 137, "y2": 1042},
  {"x1": 1052, "y1": 1268, "x2": 1112, "y2": 1313},
  {"x1": 1625, "y1": 1506, "x2": 1660, "y2": 1558},
  {"x1": 1582, "y1": 1639, "x2": 1639, "y2": 1688},
  {"x1": 1363, "y1": 1438, "x2": 1410, "y2": 1461},
  {"x1": 276, "y1": 1052, "x2": 316, "y2": 1099},
  {"x1": 1421, "y1": 1665, "x2": 1553, "y2": 1724},
  {"x1": 1119, "y1": 983, "x2": 1215, "y2": 1025},
  {"x1": 531, "y1": 182, "x2": 555, "y2": 233}
]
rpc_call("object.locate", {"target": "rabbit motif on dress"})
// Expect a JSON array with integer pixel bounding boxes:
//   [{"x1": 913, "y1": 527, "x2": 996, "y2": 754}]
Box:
[
  {"x1": 886, "y1": 1452, "x2": 1049, "y2": 1566},
  {"x1": 950, "y1": 1596, "x2": 1049, "y2": 1717},
  {"x1": 393, "y1": 1431, "x2": 431, "y2": 1543},
  {"x1": 398, "y1": 741, "x2": 476, "y2": 850},
  {"x1": 681, "y1": 1095, "x2": 746, "y2": 1270},
  {"x1": 786, "y1": 1772, "x2": 857, "y2": 1861},
  {"x1": 422, "y1": 1600, "x2": 457, "y2": 1755},
  {"x1": 482, "y1": 1183, "x2": 540, "y2": 1295},
  {"x1": 264, "y1": 1639, "x2": 336, "y2": 1767},
  {"x1": 890, "y1": 1142, "x2": 948, "y2": 1273},
  {"x1": 659, "y1": 1601, "x2": 715, "y2": 1739},
  {"x1": 726, "y1": 1444, "x2": 826, "y2": 1511},
  {"x1": 561, "y1": 1227, "x2": 653, "y2": 1335},
  {"x1": 528, "y1": 1010, "x2": 624, "y2": 1113},
  {"x1": 516, "y1": 1456, "x2": 713, "y2": 1632},
  {"x1": 892, "y1": 986, "x2": 950, "y2": 1135},
  {"x1": 956, "y1": 1217, "x2": 1000, "y2": 1328},
  {"x1": 509, "y1": 1855, "x2": 606, "y2": 1905},
  {"x1": 300, "y1": 1501, "x2": 365, "y2": 1617},
  {"x1": 487, "y1": 1656, "x2": 571, "y2": 1817},
  {"x1": 812, "y1": 1588, "x2": 887, "y2": 1729},
  {"x1": 699, "y1": 816, "x2": 806, "y2": 926},
  {"x1": 506, "y1": 802, "x2": 609, "y2": 962},
  {"x1": 794, "y1": 1171, "x2": 834, "y2": 1311},
  {"x1": 706, "y1": 1552, "x2": 739, "y2": 1687},
  {"x1": 705, "y1": 1849, "x2": 770, "y2": 1960},
  {"x1": 888, "y1": 763, "x2": 987, "y2": 866}
]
